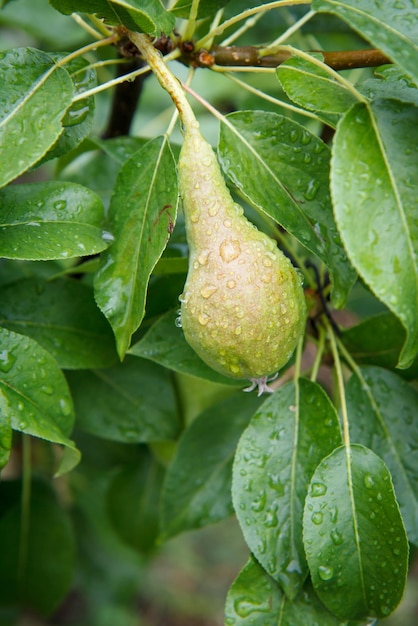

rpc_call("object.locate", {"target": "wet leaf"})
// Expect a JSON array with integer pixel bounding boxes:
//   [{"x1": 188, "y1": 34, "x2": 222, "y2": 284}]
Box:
[
  {"x1": 49, "y1": 0, "x2": 175, "y2": 35},
  {"x1": 277, "y1": 54, "x2": 357, "y2": 119},
  {"x1": 304, "y1": 444, "x2": 408, "y2": 620},
  {"x1": 94, "y1": 136, "x2": 178, "y2": 357},
  {"x1": 0, "y1": 399, "x2": 11, "y2": 470},
  {"x1": 312, "y1": 0, "x2": 418, "y2": 84},
  {"x1": 347, "y1": 365, "x2": 418, "y2": 545},
  {"x1": 358, "y1": 65, "x2": 418, "y2": 107},
  {"x1": 332, "y1": 99, "x2": 418, "y2": 368},
  {"x1": 0, "y1": 181, "x2": 109, "y2": 260},
  {"x1": 0, "y1": 327, "x2": 79, "y2": 474},
  {"x1": 0, "y1": 278, "x2": 117, "y2": 369},
  {"x1": 219, "y1": 111, "x2": 356, "y2": 308},
  {"x1": 68, "y1": 356, "x2": 180, "y2": 443},
  {"x1": 129, "y1": 309, "x2": 244, "y2": 386},
  {"x1": 225, "y1": 555, "x2": 349, "y2": 626},
  {"x1": 0, "y1": 47, "x2": 73, "y2": 187},
  {"x1": 161, "y1": 393, "x2": 262, "y2": 540},
  {"x1": 232, "y1": 379, "x2": 342, "y2": 598},
  {"x1": 40, "y1": 55, "x2": 96, "y2": 162}
]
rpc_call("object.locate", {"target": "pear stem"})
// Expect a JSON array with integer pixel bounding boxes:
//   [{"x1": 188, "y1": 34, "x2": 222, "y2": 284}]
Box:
[{"x1": 129, "y1": 32, "x2": 198, "y2": 133}]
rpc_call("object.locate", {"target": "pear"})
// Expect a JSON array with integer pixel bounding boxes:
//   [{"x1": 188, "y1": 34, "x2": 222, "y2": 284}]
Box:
[{"x1": 178, "y1": 123, "x2": 307, "y2": 392}]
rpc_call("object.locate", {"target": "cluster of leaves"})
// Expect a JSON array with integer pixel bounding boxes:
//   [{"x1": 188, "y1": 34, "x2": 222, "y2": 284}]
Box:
[{"x1": 0, "y1": 0, "x2": 417, "y2": 624}]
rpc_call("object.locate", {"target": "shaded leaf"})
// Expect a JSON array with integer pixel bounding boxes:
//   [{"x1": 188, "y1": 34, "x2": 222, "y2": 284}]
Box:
[
  {"x1": 232, "y1": 379, "x2": 342, "y2": 598},
  {"x1": 341, "y1": 312, "x2": 418, "y2": 379},
  {"x1": 0, "y1": 480, "x2": 75, "y2": 616},
  {"x1": 0, "y1": 47, "x2": 73, "y2": 187},
  {"x1": 0, "y1": 396, "x2": 11, "y2": 470},
  {"x1": 347, "y1": 365, "x2": 418, "y2": 545},
  {"x1": 107, "y1": 448, "x2": 164, "y2": 554},
  {"x1": 277, "y1": 54, "x2": 357, "y2": 120},
  {"x1": 219, "y1": 111, "x2": 356, "y2": 308},
  {"x1": 68, "y1": 356, "x2": 180, "y2": 443},
  {"x1": 331, "y1": 99, "x2": 418, "y2": 367},
  {"x1": 129, "y1": 309, "x2": 244, "y2": 387},
  {"x1": 312, "y1": 0, "x2": 418, "y2": 84},
  {"x1": 0, "y1": 327, "x2": 79, "y2": 474},
  {"x1": 0, "y1": 181, "x2": 109, "y2": 260},
  {"x1": 304, "y1": 444, "x2": 408, "y2": 620},
  {"x1": 49, "y1": 0, "x2": 175, "y2": 35},
  {"x1": 0, "y1": 278, "x2": 117, "y2": 369},
  {"x1": 94, "y1": 136, "x2": 178, "y2": 357},
  {"x1": 161, "y1": 393, "x2": 261, "y2": 540}
]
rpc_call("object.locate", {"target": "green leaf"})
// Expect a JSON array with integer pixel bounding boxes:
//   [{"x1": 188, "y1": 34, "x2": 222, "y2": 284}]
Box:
[
  {"x1": 341, "y1": 312, "x2": 418, "y2": 379},
  {"x1": 0, "y1": 278, "x2": 118, "y2": 369},
  {"x1": 40, "y1": 55, "x2": 96, "y2": 163},
  {"x1": 0, "y1": 327, "x2": 79, "y2": 474},
  {"x1": 67, "y1": 356, "x2": 180, "y2": 443},
  {"x1": 358, "y1": 65, "x2": 418, "y2": 107},
  {"x1": 232, "y1": 379, "x2": 342, "y2": 599},
  {"x1": 0, "y1": 181, "x2": 110, "y2": 260},
  {"x1": 303, "y1": 444, "x2": 408, "y2": 620},
  {"x1": 277, "y1": 54, "x2": 357, "y2": 119},
  {"x1": 0, "y1": 396, "x2": 11, "y2": 470},
  {"x1": 49, "y1": 0, "x2": 175, "y2": 35},
  {"x1": 129, "y1": 309, "x2": 244, "y2": 386},
  {"x1": 312, "y1": 0, "x2": 418, "y2": 84},
  {"x1": 170, "y1": 0, "x2": 228, "y2": 19},
  {"x1": 0, "y1": 479, "x2": 75, "y2": 616},
  {"x1": 331, "y1": 99, "x2": 418, "y2": 368},
  {"x1": 219, "y1": 111, "x2": 356, "y2": 308},
  {"x1": 225, "y1": 555, "x2": 349, "y2": 626},
  {"x1": 160, "y1": 393, "x2": 261, "y2": 540},
  {"x1": 94, "y1": 136, "x2": 178, "y2": 357},
  {"x1": 0, "y1": 47, "x2": 73, "y2": 188},
  {"x1": 347, "y1": 366, "x2": 418, "y2": 546},
  {"x1": 107, "y1": 448, "x2": 164, "y2": 554}
]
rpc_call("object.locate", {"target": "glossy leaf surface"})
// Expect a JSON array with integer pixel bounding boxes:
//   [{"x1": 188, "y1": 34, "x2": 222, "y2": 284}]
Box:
[
  {"x1": 40, "y1": 55, "x2": 96, "y2": 162},
  {"x1": 312, "y1": 0, "x2": 418, "y2": 83},
  {"x1": 358, "y1": 65, "x2": 418, "y2": 107},
  {"x1": 68, "y1": 357, "x2": 180, "y2": 443},
  {"x1": 219, "y1": 111, "x2": 356, "y2": 308},
  {"x1": 347, "y1": 366, "x2": 418, "y2": 545},
  {"x1": 94, "y1": 136, "x2": 178, "y2": 357},
  {"x1": 304, "y1": 445, "x2": 408, "y2": 620},
  {"x1": 0, "y1": 327, "x2": 79, "y2": 474},
  {"x1": 129, "y1": 309, "x2": 244, "y2": 386},
  {"x1": 161, "y1": 393, "x2": 261, "y2": 540},
  {"x1": 277, "y1": 54, "x2": 357, "y2": 118},
  {"x1": 232, "y1": 379, "x2": 342, "y2": 598},
  {"x1": 49, "y1": 0, "x2": 175, "y2": 35},
  {"x1": 0, "y1": 47, "x2": 73, "y2": 187},
  {"x1": 225, "y1": 555, "x2": 349, "y2": 626},
  {"x1": 332, "y1": 99, "x2": 418, "y2": 368},
  {"x1": 0, "y1": 181, "x2": 109, "y2": 260},
  {"x1": 0, "y1": 278, "x2": 117, "y2": 369}
]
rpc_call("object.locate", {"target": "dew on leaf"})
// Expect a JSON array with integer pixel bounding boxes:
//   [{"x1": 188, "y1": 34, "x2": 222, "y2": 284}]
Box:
[
  {"x1": 318, "y1": 565, "x2": 334, "y2": 581},
  {"x1": 310, "y1": 482, "x2": 327, "y2": 497},
  {"x1": 311, "y1": 511, "x2": 323, "y2": 525},
  {"x1": 0, "y1": 349, "x2": 17, "y2": 373}
]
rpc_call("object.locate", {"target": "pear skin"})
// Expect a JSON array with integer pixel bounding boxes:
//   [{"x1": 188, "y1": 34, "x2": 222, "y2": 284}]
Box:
[{"x1": 178, "y1": 124, "x2": 307, "y2": 386}]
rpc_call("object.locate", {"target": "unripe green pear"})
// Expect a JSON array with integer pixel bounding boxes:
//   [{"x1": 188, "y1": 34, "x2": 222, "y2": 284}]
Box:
[{"x1": 178, "y1": 124, "x2": 307, "y2": 391}]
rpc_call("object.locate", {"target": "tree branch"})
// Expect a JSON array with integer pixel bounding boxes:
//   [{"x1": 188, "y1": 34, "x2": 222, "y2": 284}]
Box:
[{"x1": 189, "y1": 45, "x2": 391, "y2": 71}]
